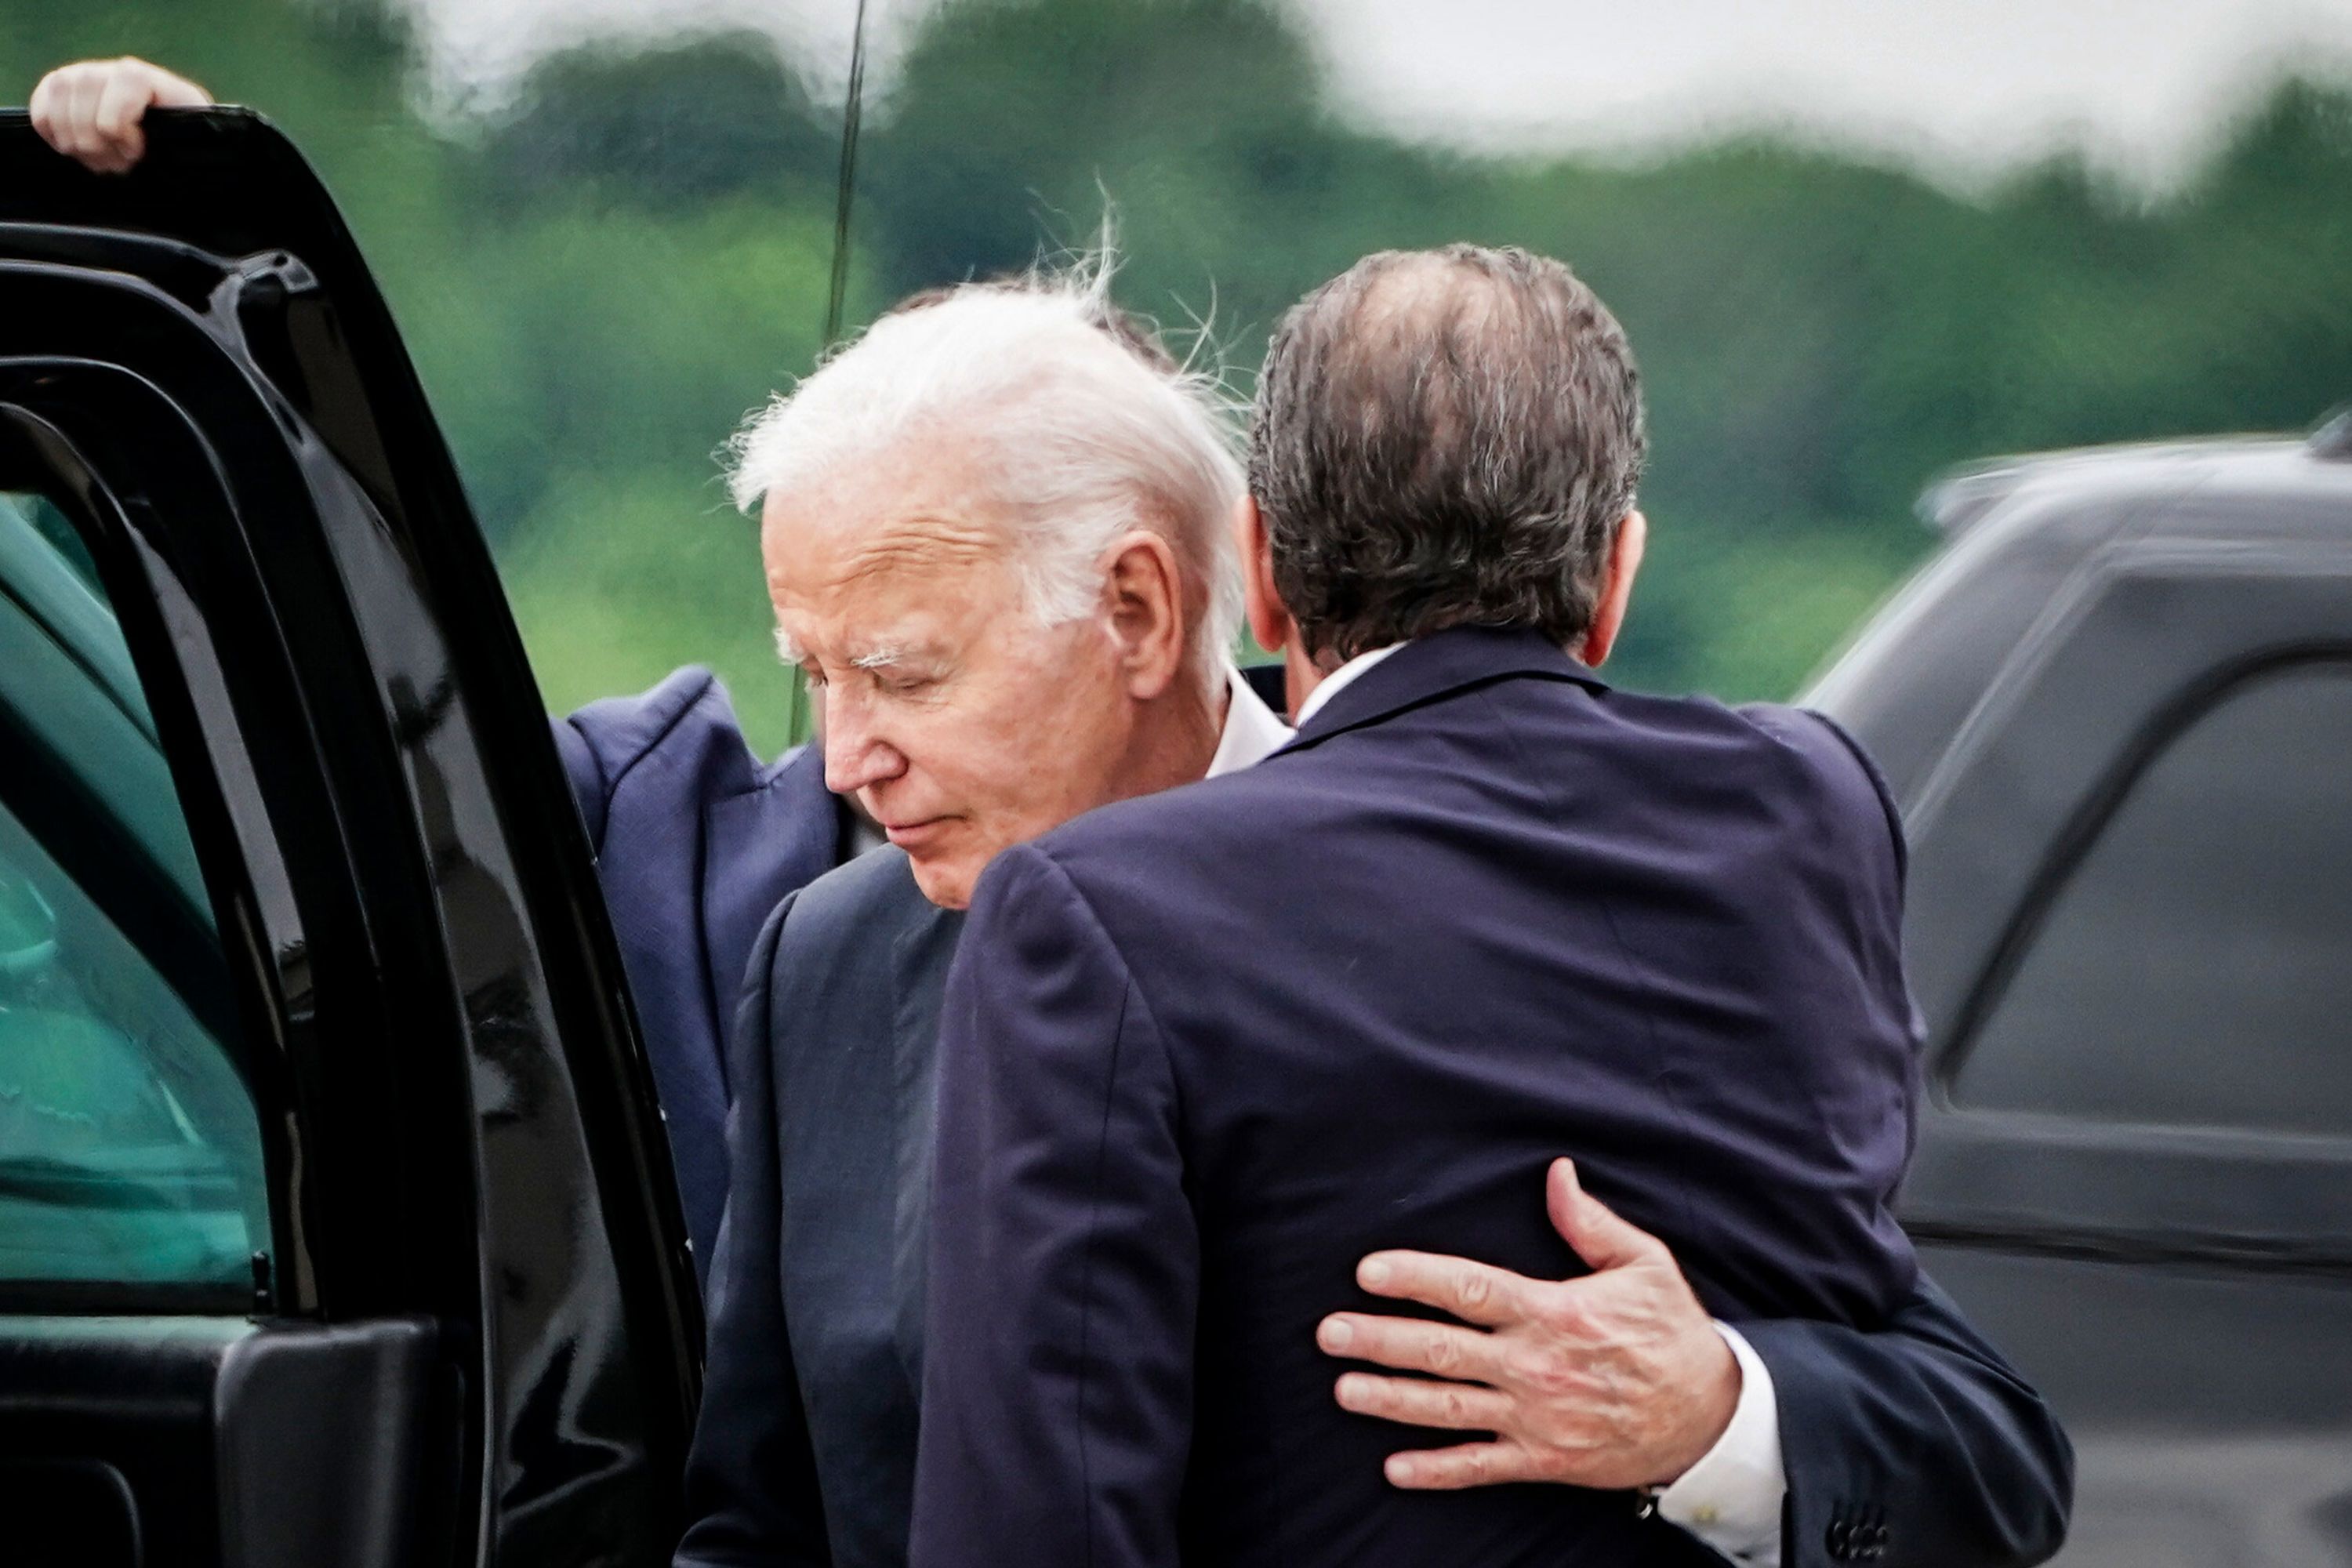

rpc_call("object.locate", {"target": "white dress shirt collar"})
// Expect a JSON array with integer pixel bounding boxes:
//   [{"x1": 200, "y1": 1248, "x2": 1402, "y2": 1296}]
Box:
[
  {"x1": 1207, "y1": 662, "x2": 1295, "y2": 778},
  {"x1": 1291, "y1": 642, "x2": 1406, "y2": 731}
]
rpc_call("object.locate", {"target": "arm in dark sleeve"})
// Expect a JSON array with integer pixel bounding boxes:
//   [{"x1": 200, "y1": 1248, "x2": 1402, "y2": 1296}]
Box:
[
  {"x1": 1740, "y1": 1274, "x2": 2072, "y2": 1568},
  {"x1": 909, "y1": 845, "x2": 1196, "y2": 1568},
  {"x1": 676, "y1": 894, "x2": 831, "y2": 1566}
]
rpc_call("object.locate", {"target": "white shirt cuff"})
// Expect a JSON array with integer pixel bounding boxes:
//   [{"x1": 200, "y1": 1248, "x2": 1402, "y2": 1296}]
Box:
[{"x1": 1656, "y1": 1321, "x2": 1786, "y2": 1565}]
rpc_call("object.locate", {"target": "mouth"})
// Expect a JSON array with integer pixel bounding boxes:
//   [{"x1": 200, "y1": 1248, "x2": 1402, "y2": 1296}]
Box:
[{"x1": 881, "y1": 816, "x2": 954, "y2": 849}]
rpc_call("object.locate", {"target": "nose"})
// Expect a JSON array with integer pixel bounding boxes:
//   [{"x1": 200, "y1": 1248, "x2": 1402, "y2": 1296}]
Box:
[{"x1": 821, "y1": 685, "x2": 909, "y2": 797}]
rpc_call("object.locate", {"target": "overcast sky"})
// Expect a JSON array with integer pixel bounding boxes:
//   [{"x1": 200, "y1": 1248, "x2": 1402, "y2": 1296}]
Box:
[{"x1": 407, "y1": 0, "x2": 2352, "y2": 190}]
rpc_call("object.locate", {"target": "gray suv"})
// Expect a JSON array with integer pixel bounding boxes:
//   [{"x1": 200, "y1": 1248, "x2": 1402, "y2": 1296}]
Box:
[{"x1": 1809, "y1": 423, "x2": 2352, "y2": 1567}]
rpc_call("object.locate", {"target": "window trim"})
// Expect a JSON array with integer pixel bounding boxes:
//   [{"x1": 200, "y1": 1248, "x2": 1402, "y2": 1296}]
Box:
[
  {"x1": 0, "y1": 408, "x2": 299, "y2": 1316},
  {"x1": 1940, "y1": 647, "x2": 2352, "y2": 1102}
]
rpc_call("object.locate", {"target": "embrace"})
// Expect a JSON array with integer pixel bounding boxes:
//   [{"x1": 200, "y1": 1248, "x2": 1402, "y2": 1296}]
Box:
[{"x1": 40, "y1": 59, "x2": 2072, "y2": 1568}]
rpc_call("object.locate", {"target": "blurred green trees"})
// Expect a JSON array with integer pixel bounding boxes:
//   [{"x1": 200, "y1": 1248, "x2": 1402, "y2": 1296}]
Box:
[{"x1": 10, "y1": 0, "x2": 2352, "y2": 755}]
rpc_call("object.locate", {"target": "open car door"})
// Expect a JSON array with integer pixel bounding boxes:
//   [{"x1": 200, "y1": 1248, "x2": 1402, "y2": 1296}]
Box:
[{"x1": 0, "y1": 108, "x2": 699, "y2": 1567}]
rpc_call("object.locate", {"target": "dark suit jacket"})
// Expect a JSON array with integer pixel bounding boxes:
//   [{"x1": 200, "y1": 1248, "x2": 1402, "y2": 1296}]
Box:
[
  {"x1": 679, "y1": 845, "x2": 962, "y2": 1568},
  {"x1": 555, "y1": 667, "x2": 844, "y2": 1288},
  {"x1": 909, "y1": 627, "x2": 2027, "y2": 1567}
]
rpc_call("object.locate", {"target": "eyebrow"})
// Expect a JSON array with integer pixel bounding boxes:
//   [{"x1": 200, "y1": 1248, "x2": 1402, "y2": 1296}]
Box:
[{"x1": 771, "y1": 629, "x2": 922, "y2": 672}]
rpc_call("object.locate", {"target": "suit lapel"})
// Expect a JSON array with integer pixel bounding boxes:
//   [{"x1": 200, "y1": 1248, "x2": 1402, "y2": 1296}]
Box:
[
  {"x1": 890, "y1": 890, "x2": 964, "y2": 1387},
  {"x1": 700, "y1": 742, "x2": 840, "y2": 1095}
]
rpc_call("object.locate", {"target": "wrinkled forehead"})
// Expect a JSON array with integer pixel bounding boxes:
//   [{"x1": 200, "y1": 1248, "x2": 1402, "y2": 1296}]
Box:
[{"x1": 760, "y1": 461, "x2": 1027, "y2": 657}]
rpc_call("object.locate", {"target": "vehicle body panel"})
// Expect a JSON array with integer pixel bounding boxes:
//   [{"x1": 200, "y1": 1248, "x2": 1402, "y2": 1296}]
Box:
[
  {"x1": 0, "y1": 108, "x2": 698, "y2": 1566},
  {"x1": 1809, "y1": 436, "x2": 2352, "y2": 1566}
]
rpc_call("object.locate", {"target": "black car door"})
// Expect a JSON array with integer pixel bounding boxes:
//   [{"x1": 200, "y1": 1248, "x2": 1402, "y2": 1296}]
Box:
[{"x1": 0, "y1": 108, "x2": 698, "y2": 1567}]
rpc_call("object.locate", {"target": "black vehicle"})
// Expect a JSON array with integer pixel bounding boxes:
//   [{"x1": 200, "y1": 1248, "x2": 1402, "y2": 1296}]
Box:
[
  {"x1": 0, "y1": 111, "x2": 697, "y2": 1566},
  {"x1": 1806, "y1": 432, "x2": 2352, "y2": 1566}
]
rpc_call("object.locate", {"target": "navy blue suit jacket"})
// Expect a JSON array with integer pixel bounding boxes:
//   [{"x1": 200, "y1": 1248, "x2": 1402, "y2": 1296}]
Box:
[
  {"x1": 911, "y1": 628, "x2": 1993, "y2": 1567},
  {"x1": 555, "y1": 667, "x2": 844, "y2": 1288},
  {"x1": 680, "y1": 846, "x2": 963, "y2": 1568}
]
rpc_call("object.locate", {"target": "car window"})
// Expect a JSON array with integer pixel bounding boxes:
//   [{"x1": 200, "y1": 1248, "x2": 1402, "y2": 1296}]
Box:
[
  {"x1": 1955, "y1": 659, "x2": 2352, "y2": 1138},
  {"x1": 0, "y1": 488, "x2": 268, "y2": 1295}
]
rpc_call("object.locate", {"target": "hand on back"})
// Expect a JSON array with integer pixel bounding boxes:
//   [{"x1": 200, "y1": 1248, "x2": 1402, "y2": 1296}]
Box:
[
  {"x1": 29, "y1": 57, "x2": 213, "y2": 175},
  {"x1": 1316, "y1": 1158, "x2": 1741, "y2": 1492}
]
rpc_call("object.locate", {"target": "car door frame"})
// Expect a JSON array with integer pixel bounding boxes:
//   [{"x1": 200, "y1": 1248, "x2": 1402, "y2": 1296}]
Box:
[{"x1": 0, "y1": 107, "x2": 699, "y2": 1566}]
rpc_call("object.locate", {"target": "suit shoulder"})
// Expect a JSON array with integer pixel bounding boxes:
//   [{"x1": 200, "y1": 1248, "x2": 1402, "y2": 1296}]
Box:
[
  {"x1": 1733, "y1": 701, "x2": 1893, "y2": 807},
  {"x1": 560, "y1": 666, "x2": 752, "y2": 785},
  {"x1": 1040, "y1": 760, "x2": 1302, "y2": 865},
  {"x1": 1733, "y1": 701, "x2": 1907, "y2": 880},
  {"x1": 1016, "y1": 767, "x2": 1313, "y2": 938}
]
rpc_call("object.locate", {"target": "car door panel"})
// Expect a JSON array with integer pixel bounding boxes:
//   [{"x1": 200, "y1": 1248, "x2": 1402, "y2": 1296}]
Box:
[
  {"x1": 213, "y1": 1318, "x2": 440, "y2": 1568},
  {"x1": 0, "y1": 107, "x2": 697, "y2": 1565},
  {"x1": 0, "y1": 1318, "x2": 251, "y2": 1568}
]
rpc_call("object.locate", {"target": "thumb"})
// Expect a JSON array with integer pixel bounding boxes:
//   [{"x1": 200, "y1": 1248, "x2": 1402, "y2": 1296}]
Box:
[
  {"x1": 1545, "y1": 1158, "x2": 1665, "y2": 1272},
  {"x1": 151, "y1": 66, "x2": 215, "y2": 110}
]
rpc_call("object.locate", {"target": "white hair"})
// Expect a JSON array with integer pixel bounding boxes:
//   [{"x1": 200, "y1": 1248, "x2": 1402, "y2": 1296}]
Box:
[{"x1": 726, "y1": 256, "x2": 1246, "y2": 697}]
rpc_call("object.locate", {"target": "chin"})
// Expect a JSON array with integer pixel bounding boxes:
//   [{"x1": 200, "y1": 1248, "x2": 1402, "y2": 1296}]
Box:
[{"x1": 907, "y1": 854, "x2": 978, "y2": 911}]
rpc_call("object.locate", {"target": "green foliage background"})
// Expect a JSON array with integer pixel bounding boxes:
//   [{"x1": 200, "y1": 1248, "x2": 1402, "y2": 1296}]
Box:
[{"x1": 11, "y1": 0, "x2": 2352, "y2": 756}]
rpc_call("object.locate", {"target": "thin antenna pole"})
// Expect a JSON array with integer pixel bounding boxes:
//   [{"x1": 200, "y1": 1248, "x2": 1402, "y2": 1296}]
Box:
[
  {"x1": 789, "y1": 0, "x2": 873, "y2": 746},
  {"x1": 824, "y1": 0, "x2": 872, "y2": 351}
]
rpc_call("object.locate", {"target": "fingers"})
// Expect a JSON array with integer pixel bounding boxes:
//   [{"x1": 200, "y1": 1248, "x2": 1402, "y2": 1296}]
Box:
[
  {"x1": 1317, "y1": 1311, "x2": 1506, "y2": 1383},
  {"x1": 27, "y1": 58, "x2": 210, "y2": 175},
  {"x1": 1334, "y1": 1371, "x2": 1510, "y2": 1434},
  {"x1": 30, "y1": 63, "x2": 116, "y2": 170},
  {"x1": 31, "y1": 66, "x2": 83, "y2": 162},
  {"x1": 1545, "y1": 1157, "x2": 1668, "y2": 1272},
  {"x1": 1383, "y1": 1440, "x2": 1547, "y2": 1490},
  {"x1": 27, "y1": 71, "x2": 55, "y2": 144},
  {"x1": 72, "y1": 70, "x2": 129, "y2": 172},
  {"x1": 1352, "y1": 1249, "x2": 1531, "y2": 1327},
  {"x1": 93, "y1": 67, "x2": 150, "y2": 172},
  {"x1": 147, "y1": 64, "x2": 214, "y2": 110}
]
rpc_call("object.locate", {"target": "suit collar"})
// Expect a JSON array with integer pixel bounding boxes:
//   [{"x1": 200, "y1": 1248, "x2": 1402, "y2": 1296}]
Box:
[
  {"x1": 699, "y1": 741, "x2": 842, "y2": 1083},
  {"x1": 1276, "y1": 626, "x2": 1609, "y2": 756}
]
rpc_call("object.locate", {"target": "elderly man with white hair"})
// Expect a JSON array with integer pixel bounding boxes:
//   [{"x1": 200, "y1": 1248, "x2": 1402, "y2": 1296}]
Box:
[
  {"x1": 677, "y1": 270, "x2": 1294, "y2": 1568},
  {"x1": 736, "y1": 274, "x2": 1272, "y2": 911}
]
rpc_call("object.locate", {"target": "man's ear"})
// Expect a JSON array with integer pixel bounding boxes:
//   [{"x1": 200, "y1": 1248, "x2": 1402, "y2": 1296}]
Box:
[
  {"x1": 1102, "y1": 529, "x2": 1189, "y2": 699},
  {"x1": 1578, "y1": 510, "x2": 1646, "y2": 668},
  {"x1": 1239, "y1": 495, "x2": 1294, "y2": 655},
  {"x1": 1240, "y1": 494, "x2": 1326, "y2": 717}
]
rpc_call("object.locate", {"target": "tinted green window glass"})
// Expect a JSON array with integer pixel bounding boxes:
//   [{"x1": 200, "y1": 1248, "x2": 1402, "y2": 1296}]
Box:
[
  {"x1": 0, "y1": 490, "x2": 267, "y2": 1294},
  {"x1": 1958, "y1": 662, "x2": 2352, "y2": 1137}
]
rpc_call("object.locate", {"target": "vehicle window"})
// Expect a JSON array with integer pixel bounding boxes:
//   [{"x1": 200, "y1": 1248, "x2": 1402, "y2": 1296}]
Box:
[
  {"x1": 0, "y1": 487, "x2": 268, "y2": 1295},
  {"x1": 1955, "y1": 660, "x2": 2352, "y2": 1138}
]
